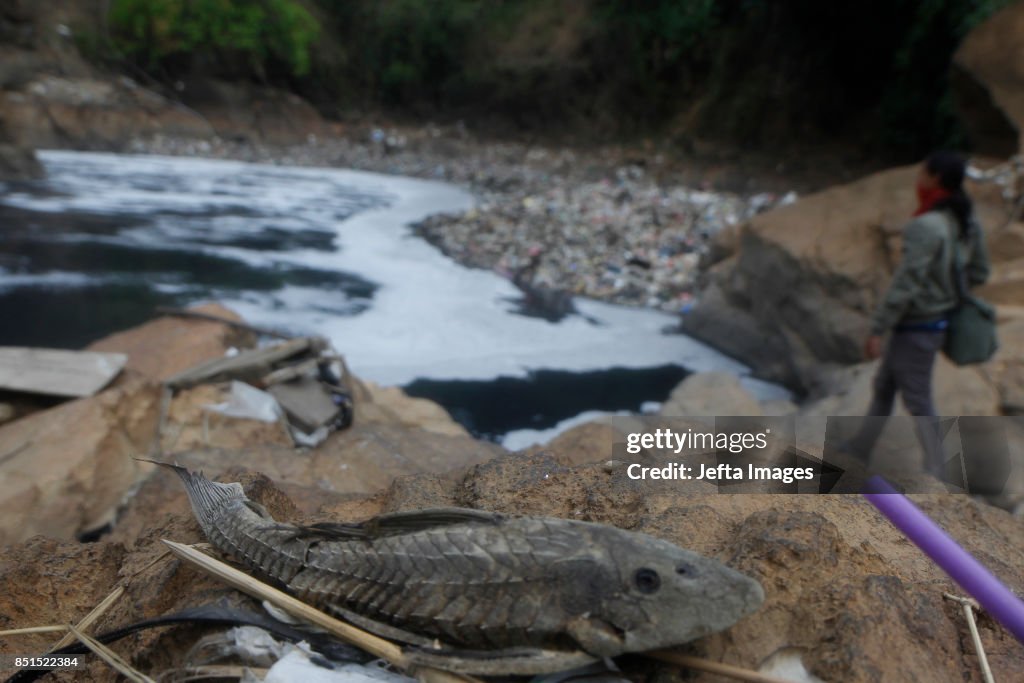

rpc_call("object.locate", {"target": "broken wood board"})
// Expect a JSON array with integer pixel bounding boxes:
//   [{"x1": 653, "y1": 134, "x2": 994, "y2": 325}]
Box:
[
  {"x1": 0, "y1": 347, "x2": 127, "y2": 398},
  {"x1": 165, "y1": 337, "x2": 324, "y2": 390}
]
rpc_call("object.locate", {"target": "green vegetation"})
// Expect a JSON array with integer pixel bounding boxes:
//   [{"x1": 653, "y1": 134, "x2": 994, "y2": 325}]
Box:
[
  {"x1": 106, "y1": 0, "x2": 319, "y2": 79},
  {"x1": 317, "y1": 0, "x2": 485, "y2": 105},
  {"x1": 90, "y1": 0, "x2": 1020, "y2": 158}
]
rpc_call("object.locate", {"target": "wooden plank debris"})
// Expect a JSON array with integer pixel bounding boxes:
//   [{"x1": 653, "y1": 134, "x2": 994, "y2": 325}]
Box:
[
  {"x1": 164, "y1": 337, "x2": 323, "y2": 390},
  {"x1": 0, "y1": 347, "x2": 127, "y2": 398}
]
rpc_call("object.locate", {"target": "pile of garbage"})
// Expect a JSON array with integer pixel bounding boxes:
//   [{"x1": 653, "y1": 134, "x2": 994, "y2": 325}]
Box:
[{"x1": 414, "y1": 168, "x2": 796, "y2": 312}]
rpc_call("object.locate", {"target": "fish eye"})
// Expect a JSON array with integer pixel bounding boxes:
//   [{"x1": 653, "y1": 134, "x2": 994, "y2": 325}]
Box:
[{"x1": 633, "y1": 568, "x2": 661, "y2": 594}]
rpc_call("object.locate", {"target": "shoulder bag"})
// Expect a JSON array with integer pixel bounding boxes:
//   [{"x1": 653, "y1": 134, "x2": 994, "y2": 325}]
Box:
[{"x1": 943, "y1": 223, "x2": 998, "y2": 365}]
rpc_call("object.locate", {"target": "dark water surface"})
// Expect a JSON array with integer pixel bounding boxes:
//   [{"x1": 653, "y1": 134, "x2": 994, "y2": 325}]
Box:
[
  {"x1": 404, "y1": 364, "x2": 688, "y2": 441},
  {"x1": 0, "y1": 161, "x2": 384, "y2": 347},
  {"x1": 0, "y1": 151, "x2": 780, "y2": 445}
]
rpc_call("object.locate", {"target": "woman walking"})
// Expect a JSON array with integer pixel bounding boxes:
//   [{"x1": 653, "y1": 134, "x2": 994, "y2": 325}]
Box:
[{"x1": 852, "y1": 150, "x2": 990, "y2": 477}]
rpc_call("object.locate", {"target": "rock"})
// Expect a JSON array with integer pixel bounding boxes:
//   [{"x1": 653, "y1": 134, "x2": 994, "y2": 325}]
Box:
[
  {"x1": 0, "y1": 2, "x2": 327, "y2": 151},
  {"x1": 152, "y1": 410, "x2": 502, "y2": 510},
  {"x1": 158, "y1": 383, "x2": 293, "y2": 454},
  {"x1": 0, "y1": 76, "x2": 216, "y2": 149},
  {"x1": 802, "y1": 355, "x2": 999, "y2": 418},
  {"x1": 952, "y1": 2, "x2": 1024, "y2": 156},
  {"x1": 683, "y1": 164, "x2": 1023, "y2": 396},
  {"x1": 702, "y1": 221, "x2": 741, "y2": 268},
  {"x1": 0, "y1": 373, "x2": 161, "y2": 545},
  {"x1": 349, "y1": 458, "x2": 1024, "y2": 682},
  {"x1": 534, "y1": 420, "x2": 627, "y2": 466},
  {"x1": 308, "y1": 421, "x2": 503, "y2": 495},
  {"x1": 177, "y1": 78, "x2": 328, "y2": 146},
  {"x1": 985, "y1": 420, "x2": 1024, "y2": 512},
  {"x1": 977, "y1": 256, "x2": 1024, "y2": 306},
  {"x1": 683, "y1": 167, "x2": 917, "y2": 393},
  {"x1": 3, "y1": 452, "x2": 1024, "y2": 681},
  {"x1": 660, "y1": 372, "x2": 764, "y2": 416},
  {"x1": 978, "y1": 317, "x2": 1024, "y2": 414},
  {"x1": 796, "y1": 356, "x2": 1002, "y2": 477},
  {"x1": 759, "y1": 398, "x2": 799, "y2": 416},
  {"x1": 0, "y1": 141, "x2": 43, "y2": 179},
  {"x1": 351, "y1": 379, "x2": 470, "y2": 438},
  {"x1": 0, "y1": 402, "x2": 13, "y2": 425},
  {"x1": 987, "y1": 223, "x2": 1024, "y2": 263},
  {"x1": 87, "y1": 303, "x2": 256, "y2": 382}
]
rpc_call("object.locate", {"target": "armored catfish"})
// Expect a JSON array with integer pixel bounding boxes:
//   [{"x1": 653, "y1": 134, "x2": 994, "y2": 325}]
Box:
[{"x1": 168, "y1": 464, "x2": 764, "y2": 674}]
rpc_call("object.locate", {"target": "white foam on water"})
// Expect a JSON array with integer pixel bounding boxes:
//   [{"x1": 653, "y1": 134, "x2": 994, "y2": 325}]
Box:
[
  {"x1": 0, "y1": 271, "x2": 105, "y2": 291},
  {"x1": 4, "y1": 151, "x2": 789, "y2": 406}
]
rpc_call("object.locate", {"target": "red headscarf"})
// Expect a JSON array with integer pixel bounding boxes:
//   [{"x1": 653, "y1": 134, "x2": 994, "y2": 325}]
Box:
[{"x1": 914, "y1": 185, "x2": 952, "y2": 216}]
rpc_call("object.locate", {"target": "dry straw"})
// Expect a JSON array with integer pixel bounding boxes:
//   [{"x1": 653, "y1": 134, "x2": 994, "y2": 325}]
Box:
[
  {"x1": 163, "y1": 539, "x2": 479, "y2": 683},
  {"x1": 68, "y1": 624, "x2": 155, "y2": 683}
]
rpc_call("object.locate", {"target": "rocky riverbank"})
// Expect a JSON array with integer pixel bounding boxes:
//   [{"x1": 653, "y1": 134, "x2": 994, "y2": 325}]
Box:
[
  {"x1": 4, "y1": 216, "x2": 1007, "y2": 683},
  {"x1": 1, "y1": 306, "x2": 1023, "y2": 683}
]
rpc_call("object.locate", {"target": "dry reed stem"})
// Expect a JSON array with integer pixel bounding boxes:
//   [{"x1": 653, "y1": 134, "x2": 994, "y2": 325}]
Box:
[
  {"x1": 68, "y1": 624, "x2": 155, "y2": 683},
  {"x1": 648, "y1": 650, "x2": 800, "y2": 683},
  {"x1": 163, "y1": 539, "x2": 481, "y2": 683}
]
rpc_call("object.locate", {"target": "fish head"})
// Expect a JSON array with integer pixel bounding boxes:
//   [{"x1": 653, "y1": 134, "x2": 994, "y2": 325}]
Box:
[{"x1": 595, "y1": 531, "x2": 764, "y2": 653}]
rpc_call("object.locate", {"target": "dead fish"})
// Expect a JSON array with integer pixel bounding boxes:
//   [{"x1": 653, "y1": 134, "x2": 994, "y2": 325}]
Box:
[{"x1": 166, "y1": 464, "x2": 763, "y2": 674}]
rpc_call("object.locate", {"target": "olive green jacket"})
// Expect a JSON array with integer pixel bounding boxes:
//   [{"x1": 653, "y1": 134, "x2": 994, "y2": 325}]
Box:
[{"x1": 871, "y1": 209, "x2": 990, "y2": 335}]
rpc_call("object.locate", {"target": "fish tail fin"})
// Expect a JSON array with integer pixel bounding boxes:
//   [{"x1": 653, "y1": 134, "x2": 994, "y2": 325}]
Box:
[{"x1": 137, "y1": 458, "x2": 246, "y2": 530}]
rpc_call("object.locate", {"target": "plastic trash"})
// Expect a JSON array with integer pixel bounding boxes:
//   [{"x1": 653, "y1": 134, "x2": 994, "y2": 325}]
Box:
[
  {"x1": 864, "y1": 476, "x2": 1024, "y2": 645},
  {"x1": 264, "y1": 650, "x2": 415, "y2": 683},
  {"x1": 204, "y1": 380, "x2": 283, "y2": 423}
]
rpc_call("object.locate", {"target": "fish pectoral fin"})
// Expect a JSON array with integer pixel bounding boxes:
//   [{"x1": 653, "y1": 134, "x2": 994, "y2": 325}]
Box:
[
  {"x1": 566, "y1": 616, "x2": 625, "y2": 658},
  {"x1": 298, "y1": 507, "x2": 505, "y2": 540},
  {"x1": 404, "y1": 645, "x2": 597, "y2": 676}
]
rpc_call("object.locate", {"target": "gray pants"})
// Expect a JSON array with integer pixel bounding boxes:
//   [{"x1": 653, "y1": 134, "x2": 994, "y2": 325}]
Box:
[{"x1": 851, "y1": 330, "x2": 946, "y2": 476}]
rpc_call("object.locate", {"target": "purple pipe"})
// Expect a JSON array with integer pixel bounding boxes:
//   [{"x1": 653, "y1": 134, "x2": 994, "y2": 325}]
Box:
[{"x1": 863, "y1": 475, "x2": 1024, "y2": 645}]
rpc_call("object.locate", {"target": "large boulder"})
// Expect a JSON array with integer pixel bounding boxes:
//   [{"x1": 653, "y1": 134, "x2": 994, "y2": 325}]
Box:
[
  {"x1": 0, "y1": 374, "x2": 161, "y2": 545},
  {"x1": 683, "y1": 167, "x2": 917, "y2": 393},
  {"x1": 952, "y1": 2, "x2": 1024, "y2": 156},
  {"x1": 87, "y1": 303, "x2": 255, "y2": 382}
]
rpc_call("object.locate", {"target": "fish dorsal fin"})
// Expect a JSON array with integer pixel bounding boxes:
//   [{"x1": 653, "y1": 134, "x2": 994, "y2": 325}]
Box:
[{"x1": 294, "y1": 507, "x2": 505, "y2": 541}]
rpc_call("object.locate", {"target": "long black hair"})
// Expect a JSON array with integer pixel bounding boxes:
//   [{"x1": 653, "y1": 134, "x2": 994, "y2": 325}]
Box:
[{"x1": 926, "y1": 150, "x2": 974, "y2": 238}]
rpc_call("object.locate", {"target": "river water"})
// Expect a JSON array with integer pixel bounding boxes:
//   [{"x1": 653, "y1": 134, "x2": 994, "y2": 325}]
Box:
[{"x1": 0, "y1": 151, "x2": 786, "y2": 446}]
